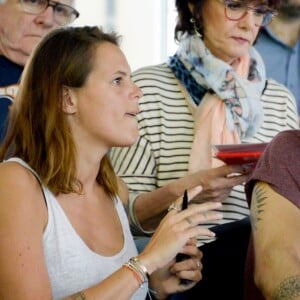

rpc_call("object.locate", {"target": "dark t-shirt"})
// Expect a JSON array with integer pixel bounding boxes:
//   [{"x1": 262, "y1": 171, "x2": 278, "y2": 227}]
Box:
[
  {"x1": 244, "y1": 130, "x2": 300, "y2": 299},
  {"x1": 0, "y1": 55, "x2": 23, "y2": 143},
  {"x1": 246, "y1": 129, "x2": 300, "y2": 208}
]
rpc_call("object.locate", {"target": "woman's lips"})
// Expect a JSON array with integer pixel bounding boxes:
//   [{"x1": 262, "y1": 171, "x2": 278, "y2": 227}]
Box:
[{"x1": 232, "y1": 36, "x2": 250, "y2": 44}]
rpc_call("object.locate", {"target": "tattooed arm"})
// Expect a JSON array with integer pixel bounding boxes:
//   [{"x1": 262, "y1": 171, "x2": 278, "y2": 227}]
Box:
[{"x1": 250, "y1": 182, "x2": 300, "y2": 300}]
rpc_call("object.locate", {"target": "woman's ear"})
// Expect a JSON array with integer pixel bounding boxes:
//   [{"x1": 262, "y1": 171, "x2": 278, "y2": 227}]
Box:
[{"x1": 62, "y1": 86, "x2": 77, "y2": 114}]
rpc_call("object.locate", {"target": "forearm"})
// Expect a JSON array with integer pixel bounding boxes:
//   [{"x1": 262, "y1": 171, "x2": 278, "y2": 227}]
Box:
[
  {"x1": 254, "y1": 246, "x2": 300, "y2": 300},
  {"x1": 133, "y1": 165, "x2": 246, "y2": 232},
  {"x1": 133, "y1": 171, "x2": 209, "y2": 232},
  {"x1": 134, "y1": 178, "x2": 188, "y2": 232},
  {"x1": 64, "y1": 267, "x2": 141, "y2": 300},
  {"x1": 251, "y1": 182, "x2": 300, "y2": 300},
  {"x1": 64, "y1": 256, "x2": 158, "y2": 300},
  {"x1": 64, "y1": 254, "x2": 173, "y2": 300}
]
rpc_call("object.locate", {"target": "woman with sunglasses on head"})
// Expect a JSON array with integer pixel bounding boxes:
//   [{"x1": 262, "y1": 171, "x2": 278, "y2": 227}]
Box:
[
  {"x1": 0, "y1": 26, "x2": 225, "y2": 299},
  {"x1": 111, "y1": 0, "x2": 299, "y2": 299}
]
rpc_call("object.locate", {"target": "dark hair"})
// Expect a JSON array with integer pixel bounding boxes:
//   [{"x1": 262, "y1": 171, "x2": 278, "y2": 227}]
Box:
[
  {"x1": 174, "y1": 0, "x2": 282, "y2": 40},
  {"x1": 0, "y1": 26, "x2": 120, "y2": 196}
]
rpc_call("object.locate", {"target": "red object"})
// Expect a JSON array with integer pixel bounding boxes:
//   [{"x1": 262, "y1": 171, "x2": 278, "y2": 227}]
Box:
[{"x1": 213, "y1": 143, "x2": 268, "y2": 165}]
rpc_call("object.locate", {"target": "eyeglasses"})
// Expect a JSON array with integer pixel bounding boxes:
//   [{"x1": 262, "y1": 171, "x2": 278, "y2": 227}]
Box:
[
  {"x1": 20, "y1": 0, "x2": 80, "y2": 26},
  {"x1": 218, "y1": 0, "x2": 277, "y2": 27}
]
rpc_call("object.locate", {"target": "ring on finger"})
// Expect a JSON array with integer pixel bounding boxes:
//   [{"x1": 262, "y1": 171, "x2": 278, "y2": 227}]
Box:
[{"x1": 168, "y1": 202, "x2": 181, "y2": 212}]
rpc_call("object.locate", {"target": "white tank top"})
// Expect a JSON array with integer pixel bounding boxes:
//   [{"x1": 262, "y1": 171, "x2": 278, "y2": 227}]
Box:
[{"x1": 7, "y1": 158, "x2": 148, "y2": 300}]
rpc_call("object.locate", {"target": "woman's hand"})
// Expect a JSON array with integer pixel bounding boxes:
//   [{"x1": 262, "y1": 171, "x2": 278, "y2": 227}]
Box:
[
  {"x1": 189, "y1": 164, "x2": 251, "y2": 203},
  {"x1": 149, "y1": 240, "x2": 203, "y2": 299},
  {"x1": 137, "y1": 201, "x2": 222, "y2": 275}
]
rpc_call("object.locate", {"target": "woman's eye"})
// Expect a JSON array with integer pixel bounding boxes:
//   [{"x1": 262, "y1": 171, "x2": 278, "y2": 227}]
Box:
[
  {"x1": 113, "y1": 77, "x2": 122, "y2": 85},
  {"x1": 227, "y1": 1, "x2": 244, "y2": 10},
  {"x1": 254, "y1": 7, "x2": 269, "y2": 16}
]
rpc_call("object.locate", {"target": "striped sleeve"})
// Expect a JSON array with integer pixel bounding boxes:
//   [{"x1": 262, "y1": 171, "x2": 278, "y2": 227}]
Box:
[{"x1": 110, "y1": 64, "x2": 299, "y2": 239}]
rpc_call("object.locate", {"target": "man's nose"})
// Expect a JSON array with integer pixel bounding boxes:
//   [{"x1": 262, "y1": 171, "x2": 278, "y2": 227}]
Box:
[{"x1": 34, "y1": 6, "x2": 56, "y2": 27}]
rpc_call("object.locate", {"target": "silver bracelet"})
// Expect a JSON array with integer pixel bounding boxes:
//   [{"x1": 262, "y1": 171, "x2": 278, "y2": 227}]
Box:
[{"x1": 129, "y1": 257, "x2": 149, "y2": 284}]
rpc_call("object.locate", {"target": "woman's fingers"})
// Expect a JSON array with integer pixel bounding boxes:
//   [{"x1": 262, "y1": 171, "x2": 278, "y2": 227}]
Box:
[
  {"x1": 183, "y1": 211, "x2": 223, "y2": 227},
  {"x1": 176, "y1": 201, "x2": 223, "y2": 221},
  {"x1": 167, "y1": 201, "x2": 222, "y2": 237},
  {"x1": 170, "y1": 257, "x2": 203, "y2": 285},
  {"x1": 171, "y1": 247, "x2": 202, "y2": 272},
  {"x1": 142, "y1": 202, "x2": 222, "y2": 271}
]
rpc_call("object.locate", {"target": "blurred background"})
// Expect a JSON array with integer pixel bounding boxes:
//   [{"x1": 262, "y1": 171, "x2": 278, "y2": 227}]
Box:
[{"x1": 73, "y1": 0, "x2": 177, "y2": 71}]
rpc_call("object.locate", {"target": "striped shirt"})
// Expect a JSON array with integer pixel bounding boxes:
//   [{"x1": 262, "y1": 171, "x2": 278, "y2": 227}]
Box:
[{"x1": 111, "y1": 63, "x2": 299, "y2": 244}]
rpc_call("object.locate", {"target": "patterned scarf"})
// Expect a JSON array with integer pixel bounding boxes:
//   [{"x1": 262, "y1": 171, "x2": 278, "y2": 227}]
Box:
[{"x1": 168, "y1": 33, "x2": 266, "y2": 171}]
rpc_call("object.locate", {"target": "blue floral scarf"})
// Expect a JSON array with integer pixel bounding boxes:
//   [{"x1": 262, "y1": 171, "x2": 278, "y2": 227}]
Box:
[{"x1": 168, "y1": 33, "x2": 266, "y2": 139}]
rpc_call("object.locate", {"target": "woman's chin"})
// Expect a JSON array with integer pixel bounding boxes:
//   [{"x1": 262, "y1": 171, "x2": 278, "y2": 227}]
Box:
[{"x1": 116, "y1": 134, "x2": 139, "y2": 148}]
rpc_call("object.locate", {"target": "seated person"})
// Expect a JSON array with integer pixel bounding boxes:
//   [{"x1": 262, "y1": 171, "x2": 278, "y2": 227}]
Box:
[
  {"x1": 245, "y1": 130, "x2": 300, "y2": 299},
  {"x1": 0, "y1": 0, "x2": 79, "y2": 142},
  {"x1": 0, "y1": 26, "x2": 223, "y2": 300},
  {"x1": 111, "y1": 0, "x2": 299, "y2": 298}
]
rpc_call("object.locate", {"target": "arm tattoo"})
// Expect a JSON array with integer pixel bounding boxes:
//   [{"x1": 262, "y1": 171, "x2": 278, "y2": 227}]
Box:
[
  {"x1": 251, "y1": 184, "x2": 267, "y2": 232},
  {"x1": 272, "y1": 276, "x2": 300, "y2": 300}
]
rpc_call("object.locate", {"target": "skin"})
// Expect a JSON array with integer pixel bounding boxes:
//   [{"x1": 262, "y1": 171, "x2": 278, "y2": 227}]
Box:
[
  {"x1": 0, "y1": 0, "x2": 75, "y2": 66},
  {"x1": 0, "y1": 41, "x2": 223, "y2": 299},
  {"x1": 67, "y1": 42, "x2": 142, "y2": 151},
  {"x1": 135, "y1": 165, "x2": 249, "y2": 231},
  {"x1": 251, "y1": 182, "x2": 300, "y2": 300},
  {"x1": 198, "y1": 0, "x2": 262, "y2": 63}
]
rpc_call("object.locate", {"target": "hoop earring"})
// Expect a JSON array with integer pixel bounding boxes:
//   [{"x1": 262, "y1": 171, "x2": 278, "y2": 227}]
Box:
[{"x1": 190, "y1": 18, "x2": 202, "y2": 37}]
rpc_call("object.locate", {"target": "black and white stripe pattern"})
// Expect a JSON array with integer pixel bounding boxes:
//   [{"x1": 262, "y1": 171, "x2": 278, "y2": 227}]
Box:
[{"x1": 111, "y1": 63, "x2": 299, "y2": 243}]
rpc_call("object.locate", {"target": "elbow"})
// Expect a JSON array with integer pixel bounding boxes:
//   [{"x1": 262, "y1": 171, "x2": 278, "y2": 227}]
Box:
[
  {"x1": 253, "y1": 265, "x2": 271, "y2": 298},
  {"x1": 254, "y1": 245, "x2": 300, "y2": 299}
]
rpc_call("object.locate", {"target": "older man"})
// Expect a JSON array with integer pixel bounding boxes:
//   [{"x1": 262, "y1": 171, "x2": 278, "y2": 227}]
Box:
[{"x1": 0, "y1": 0, "x2": 79, "y2": 141}]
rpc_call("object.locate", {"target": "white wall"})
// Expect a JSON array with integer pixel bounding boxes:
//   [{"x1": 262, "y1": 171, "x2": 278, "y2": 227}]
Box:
[{"x1": 73, "y1": 0, "x2": 177, "y2": 71}]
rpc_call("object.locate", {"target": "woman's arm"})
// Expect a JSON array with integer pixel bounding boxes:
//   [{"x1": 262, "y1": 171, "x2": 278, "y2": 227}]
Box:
[
  {"x1": 251, "y1": 182, "x2": 300, "y2": 300},
  {"x1": 134, "y1": 164, "x2": 248, "y2": 232},
  {"x1": 0, "y1": 165, "x2": 149, "y2": 300},
  {"x1": 0, "y1": 162, "x2": 222, "y2": 300},
  {"x1": 66, "y1": 201, "x2": 222, "y2": 300},
  {"x1": 0, "y1": 163, "x2": 52, "y2": 299}
]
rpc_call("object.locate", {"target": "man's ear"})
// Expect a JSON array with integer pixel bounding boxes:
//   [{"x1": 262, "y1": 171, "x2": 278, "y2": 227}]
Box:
[{"x1": 62, "y1": 86, "x2": 77, "y2": 114}]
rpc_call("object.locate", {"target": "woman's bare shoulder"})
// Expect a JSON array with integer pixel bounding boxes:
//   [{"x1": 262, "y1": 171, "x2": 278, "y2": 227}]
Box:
[
  {"x1": 0, "y1": 161, "x2": 47, "y2": 226},
  {"x1": 0, "y1": 160, "x2": 37, "y2": 188}
]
